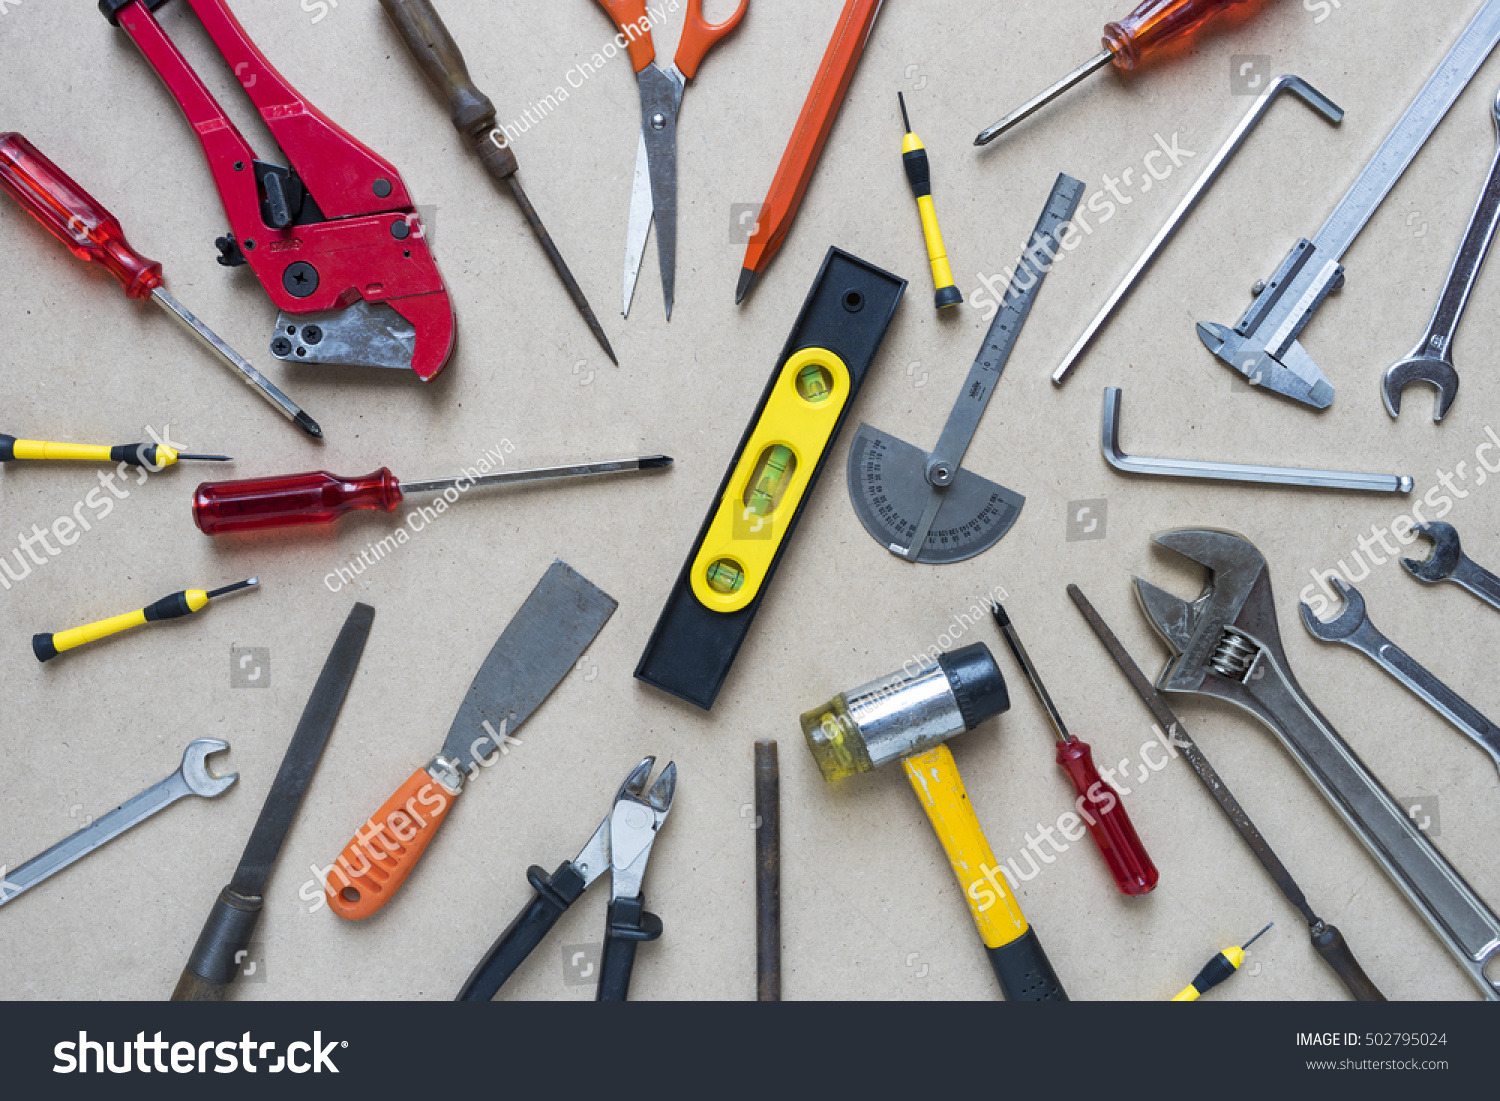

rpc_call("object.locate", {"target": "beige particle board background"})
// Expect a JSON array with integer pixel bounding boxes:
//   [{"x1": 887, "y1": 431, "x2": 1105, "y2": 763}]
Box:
[{"x1": 1, "y1": 0, "x2": 1498, "y2": 1002}]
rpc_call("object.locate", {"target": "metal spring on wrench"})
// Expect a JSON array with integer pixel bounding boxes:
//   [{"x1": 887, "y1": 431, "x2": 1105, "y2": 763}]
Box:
[{"x1": 1210, "y1": 630, "x2": 1259, "y2": 679}]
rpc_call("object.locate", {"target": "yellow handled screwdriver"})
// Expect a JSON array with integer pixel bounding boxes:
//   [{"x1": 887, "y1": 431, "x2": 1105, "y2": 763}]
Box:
[
  {"x1": 1171, "y1": 922, "x2": 1272, "y2": 1000},
  {"x1": 1, "y1": 433, "x2": 229, "y2": 469},
  {"x1": 898, "y1": 93, "x2": 963, "y2": 310},
  {"x1": 34, "y1": 578, "x2": 258, "y2": 663}
]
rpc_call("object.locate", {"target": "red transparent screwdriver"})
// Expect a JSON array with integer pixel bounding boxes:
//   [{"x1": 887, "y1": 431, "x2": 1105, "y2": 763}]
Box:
[
  {"x1": 194, "y1": 456, "x2": 672, "y2": 535},
  {"x1": 0, "y1": 133, "x2": 321, "y2": 438},
  {"x1": 976, "y1": 0, "x2": 1268, "y2": 145},
  {"x1": 992, "y1": 602, "x2": 1159, "y2": 895}
]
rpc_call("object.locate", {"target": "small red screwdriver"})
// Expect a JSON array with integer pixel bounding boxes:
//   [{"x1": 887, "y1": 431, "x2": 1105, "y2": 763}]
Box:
[
  {"x1": 194, "y1": 456, "x2": 672, "y2": 535},
  {"x1": 991, "y1": 601, "x2": 1159, "y2": 896},
  {"x1": 0, "y1": 133, "x2": 321, "y2": 438},
  {"x1": 976, "y1": 0, "x2": 1269, "y2": 146}
]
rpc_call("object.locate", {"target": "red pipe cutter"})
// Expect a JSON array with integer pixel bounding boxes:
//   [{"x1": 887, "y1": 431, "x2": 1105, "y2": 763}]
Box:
[{"x1": 101, "y1": 0, "x2": 455, "y2": 381}]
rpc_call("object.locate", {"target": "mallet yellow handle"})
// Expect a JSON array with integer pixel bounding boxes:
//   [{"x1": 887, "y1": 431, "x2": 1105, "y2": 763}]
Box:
[
  {"x1": 903, "y1": 744, "x2": 1067, "y2": 999},
  {"x1": 34, "y1": 579, "x2": 257, "y2": 662},
  {"x1": 899, "y1": 94, "x2": 962, "y2": 311}
]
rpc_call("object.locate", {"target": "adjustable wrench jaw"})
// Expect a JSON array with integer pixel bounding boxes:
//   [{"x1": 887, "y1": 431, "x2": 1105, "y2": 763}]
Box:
[{"x1": 1135, "y1": 529, "x2": 1295, "y2": 725}]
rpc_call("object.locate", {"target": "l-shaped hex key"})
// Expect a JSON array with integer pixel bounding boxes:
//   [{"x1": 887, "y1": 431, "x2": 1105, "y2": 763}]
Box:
[{"x1": 1100, "y1": 387, "x2": 1413, "y2": 494}]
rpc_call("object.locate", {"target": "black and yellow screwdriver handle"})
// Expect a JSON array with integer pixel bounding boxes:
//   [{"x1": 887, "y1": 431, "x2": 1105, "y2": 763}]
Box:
[
  {"x1": 1172, "y1": 945, "x2": 1246, "y2": 1001},
  {"x1": 1, "y1": 433, "x2": 182, "y2": 468},
  {"x1": 34, "y1": 579, "x2": 256, "y2": 663},
  {"x1": 903, "y1": 745, "x2": 1068, "y2": 1000},
  {"x1": 899, "y1": 94, "x2": 962, "y2": 310}
]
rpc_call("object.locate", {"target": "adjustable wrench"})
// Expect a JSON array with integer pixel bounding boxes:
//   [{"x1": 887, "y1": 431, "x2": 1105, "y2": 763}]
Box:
[
  {"x1": 1136, "y1": 529, "x2": 1500, "y2": 999},
  {"x1": 1403, "y1": 521, "x2": 1500, "y2": 610},
  {"x1": 0, "y1": 740, "x2": 235, "y2": 908},
  {"x1": 1382, "y1": 83, "x2": 1500, "y2": 422},
  {"x1": 1301, "y1": 578, "x2": 1500, "y2": 776}
]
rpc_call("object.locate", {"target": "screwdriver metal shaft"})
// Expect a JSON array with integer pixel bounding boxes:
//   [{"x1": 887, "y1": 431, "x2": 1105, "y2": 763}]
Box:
[
  {"x1": 976, "y1": 0, "x2": 1265, "y2": 146},
  {"x1": 378, "y1": 0, "x2": 617, "y2": 365},
  {"x1": 0, "y1": 133, "x2": 322, "y2": 439}
]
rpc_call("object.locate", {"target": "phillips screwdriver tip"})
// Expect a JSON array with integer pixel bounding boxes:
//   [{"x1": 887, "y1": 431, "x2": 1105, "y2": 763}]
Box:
[
  {"x1": 639, "y1": 455, "x2": 674, "y2": 470},
  {"x1": 294, "y1": 411, "x2": 324, "y2": 440},
  {"x1": 988, "y1": 600, "x2": 1011, "y2": 628},
  {"x1": 207, "y1": 577, "x2": 259, "y2": 600},
  {"x1": 179, "y1": 454, "x2": 233, "y2": 463}
]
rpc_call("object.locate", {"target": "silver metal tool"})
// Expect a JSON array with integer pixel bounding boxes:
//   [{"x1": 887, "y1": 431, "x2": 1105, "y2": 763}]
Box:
[
  {"x1": 1383, "y1": 82, "x2": 1500, "y2": 421},
  {"x1": 1199, "y1": 0, "x2": 1500, "y2": 408},
  {"x1": 847, "y1": 174, "x2": 1084, "y2": 563},
  {"x1": 1403, "y1": 521, "x2": 1500, "y2": 609},
  {"x1": 1101, "y1": 387, "x2": 1414, "y2": 494},
  {"x1": 456, "y1": 756, "x2": 676, "y2": 1001},
  {"x1": 1301, "y1": 578, "x2": 1500, "y2": 777},
  {"x1": 1053, "y1": 76, "x2": 1343, "y2": 386},
  {"x1": 1136, "y1": 529, "x2": 1500, "y2": 999},
  {"x1": 0, "y1": 740, "x2": 235, "y2": 908}
]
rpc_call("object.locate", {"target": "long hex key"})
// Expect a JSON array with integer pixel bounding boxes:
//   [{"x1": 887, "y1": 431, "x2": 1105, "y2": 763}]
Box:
[
  {"x1": 1053, "y1": 75, "x2": 1343, "y2": 386},
  {"x1": 1101, "y1": 387, "x2": 1413, "y2": 494}
]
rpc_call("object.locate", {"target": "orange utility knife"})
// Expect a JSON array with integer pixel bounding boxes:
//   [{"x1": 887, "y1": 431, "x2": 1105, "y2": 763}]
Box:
[{"x1": 323, "y1": 561, "x2": 616, "y2": 920}]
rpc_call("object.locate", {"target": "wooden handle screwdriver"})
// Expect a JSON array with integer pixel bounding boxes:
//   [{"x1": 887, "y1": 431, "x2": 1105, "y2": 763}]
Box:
[{"x1": 378, "y1": 0, "x2": 618, "y2": 365}]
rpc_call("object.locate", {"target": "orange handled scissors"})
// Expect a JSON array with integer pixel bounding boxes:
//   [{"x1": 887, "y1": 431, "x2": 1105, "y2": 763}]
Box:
[{"x1": 594, "y1": 0, "x2": 748, "y2": 319}]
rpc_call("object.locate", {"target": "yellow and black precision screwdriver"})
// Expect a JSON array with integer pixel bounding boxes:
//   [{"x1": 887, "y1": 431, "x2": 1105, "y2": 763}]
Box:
[
  {"x1": 1, "y1": 433, "x2": 229, "y2": 469},
  {"x1": 1172, "y1": 923, "x2": 1272, "y2": 1001},
  {"x1": 34, "y1": 578, "x2": 258, "y2": 663},
  {"x1": 898, "y1": 93, "x2": 963, "y2": 311}
]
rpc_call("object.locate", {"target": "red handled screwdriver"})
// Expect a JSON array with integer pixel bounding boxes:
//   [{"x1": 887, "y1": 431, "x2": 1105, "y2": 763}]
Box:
[
  {"x1": 991, "y1": 602, "x2": 1159, "y2": 895},
  {"x1": 194, "y1": 456, "x2": 672, "y2": 535},
  {"x1": 0, "y1": 133, "x2": 321, "y2": 438},
  {"x1": 976, "y1": 0, "x2": 1269, "y2": 145}
]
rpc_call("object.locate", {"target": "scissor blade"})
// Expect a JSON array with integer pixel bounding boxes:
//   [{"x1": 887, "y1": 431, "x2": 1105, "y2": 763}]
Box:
[
  {"x1": 623, "y1": 131, "x2": 653, "y2": 318},
  {"x1": 638, "y1": 66, "x2": 683, "y2": 320}
]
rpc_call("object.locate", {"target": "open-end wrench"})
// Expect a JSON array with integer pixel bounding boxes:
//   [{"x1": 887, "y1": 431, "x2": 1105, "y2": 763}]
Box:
[
  {"x1": 1382, "y1": 84, "x2": 1500, "y2": 422},
  {"x1": 0, "y1": 740, "x2": 235, "y2": 909},
  {"x1": 1136, "y1": 529, "x2": 1500, "y2": 999},
  {"x1": 1301, "y1": 578, "x2": 1500, "y2": 776},
  {"x1": 1402, "y1": 521, "x2": 1500, "y2": 610}
]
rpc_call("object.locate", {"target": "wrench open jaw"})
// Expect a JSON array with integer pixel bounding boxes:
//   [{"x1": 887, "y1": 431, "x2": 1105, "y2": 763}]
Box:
[
  {"x1": 179, "y1": 738, "x2": 238, "y2": 799},
  {"x1": 1381, "y1": 353, "x2": 1460, "y2": 423},
  {"x1": 1403, "y1": 521, "x2": 1466, "y2": 583},
  {"x1": 1137, "y1": 527, "x2": 1500, "y2": 999}
]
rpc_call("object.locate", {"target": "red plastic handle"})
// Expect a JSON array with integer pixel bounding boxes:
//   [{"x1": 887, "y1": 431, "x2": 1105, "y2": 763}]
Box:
[
  {"x1": 594, "y1": 0, "x2": 656, "y2": 71},
  {"x1": 676, "y1": 0, "x2": 748, "y2": 81},
  {"x1": 1056, "y1": 739, "x2": 1159, "y2": 895},
  {"x1": 193, "y1": 468, "x2": 404, "y2": 535},
  {"x1": 1105, "y1": 0, "x2": 1258, "y2": 71},
  {"x1": 0, "y1": 133, "x2": 163, "y2": 299}
]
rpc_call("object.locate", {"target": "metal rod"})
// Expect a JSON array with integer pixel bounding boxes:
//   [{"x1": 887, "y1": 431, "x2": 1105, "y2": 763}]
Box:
[
  {"x1": 1052, "y1": 75, "x2": 1343, "y2": 385},
  {"x1": 975, "y1": 50, "x2": 1111, "y2": 146},
  {"x1": 990, "y1": 603, "x2": 1072, "y2": 744},
  {"x1": 1101, "y1": 388, "x2": 1413, "y2": 494},
  {"x1": 400, "y1": 455, "x2": 671, "y2": 497},
  {"x1": 150, "y1": 288, "x2": 323, "y2": 439},
  {"x1": 755, "y1": 740, "x2": 780, "y2": 1002}
]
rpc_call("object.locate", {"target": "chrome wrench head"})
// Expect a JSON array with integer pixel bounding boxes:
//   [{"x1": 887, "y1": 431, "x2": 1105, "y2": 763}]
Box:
[
  {"x1": 1402, "y1": 521, "x2": 1464, "y2": 583},
  {"x1": 1134, "y1": 529, "x2": 1282, "y2": 696},
  {"x1": 181, "y1": 738, "x2": 238, "y2": 798},
  {"x1": 1381, "y1": 352, "x2": 1460, "y2": 422},
  {"x1": 1297, "y1": 576, "x2": 1366, "y2": 641}
]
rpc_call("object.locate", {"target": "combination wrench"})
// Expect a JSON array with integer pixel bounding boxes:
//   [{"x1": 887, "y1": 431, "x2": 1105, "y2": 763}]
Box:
[
  {"x1": 0, "y1": 740, "x2": 235, "y2": 908},
  {"x1": 1136, "y1": 529, "x2": 1500, "y2": 999},
  {"x1": 1382, "y1": 83, "x2": 1500, "y2": 422},
  {"x1": 1301, "y1": 578, "x2": 1500, "y2": 777},
  {"x1": 1403, "y1": 521, "x2": 1500, "y2": 610}
]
